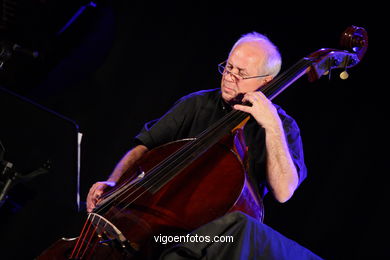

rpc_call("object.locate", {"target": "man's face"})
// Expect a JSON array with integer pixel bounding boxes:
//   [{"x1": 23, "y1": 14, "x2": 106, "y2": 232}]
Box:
[{"x1": 220, "y1": 41, "x2": 272, "y2": 103}]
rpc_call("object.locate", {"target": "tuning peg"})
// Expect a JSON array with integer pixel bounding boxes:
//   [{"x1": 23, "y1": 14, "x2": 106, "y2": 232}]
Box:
[
  {"x1": 340, "y1": 70, "x2": 349, "y2": 80},
  {"x1": 339, "y1": 55, "x2": 350, "y2": 80},
  {"x1": 323, "y1": 69, "x2": 331, "y2": 80}
]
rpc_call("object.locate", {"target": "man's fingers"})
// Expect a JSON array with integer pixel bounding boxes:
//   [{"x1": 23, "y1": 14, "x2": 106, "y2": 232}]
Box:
[
  {"x1": 86, "y1": 182, "x2": 109, "y2": 212},
  {"x1": 233, "y1": 104, "x2": 252, "y2": 113}
]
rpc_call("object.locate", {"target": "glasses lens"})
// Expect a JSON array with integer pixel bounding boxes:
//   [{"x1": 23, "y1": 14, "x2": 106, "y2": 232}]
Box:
[{"x1": 218, "y1": 62, "x2": 226, "y2": 75}]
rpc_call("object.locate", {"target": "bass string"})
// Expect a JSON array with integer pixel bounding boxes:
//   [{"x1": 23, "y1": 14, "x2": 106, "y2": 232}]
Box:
[
  {"x1": 84, "y1": 239, "x2": 100, "y2": 260},
  {"x1": 79, "y1": 221, "x2": 100, "y2": 260},
  {"x1": 97, "y1": 137, "x2": 200, "y2": 203},
  {"x1": 134, "y1": 109, "x2": 246, "y2": 187},
  {"x1": 98, "y1": 178, "x2": 135, "y2": 201},
  {"x1": 261, "y1": 58, "x2": 313, "y2": 99},
  {"x1": 94, "y1": 132, "x2": 209, "y2": 213},
  {"x1": 92, "y1": 138, "x2": 199, "y2": 215},
  {"x1": 103, "y1": 110, "x2": 247, "y2": 221},
  {"x1": 70, "y1": 214, "x2": 106, "y2": 259},
  {"x1": 95, "y1": 176, "x2": 144, "y2": 214},
  {"x1": 93, "y1": 108, "x2": 246, "y2": 216},
  {"x1": 69, "y1": 214, "x2": 94, "y2": 259}
]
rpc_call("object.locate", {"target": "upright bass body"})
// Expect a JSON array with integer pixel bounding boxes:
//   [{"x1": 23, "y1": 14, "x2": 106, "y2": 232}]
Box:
[{"x1": 37, "y1": 131, "x2": 263, "y2": 259}]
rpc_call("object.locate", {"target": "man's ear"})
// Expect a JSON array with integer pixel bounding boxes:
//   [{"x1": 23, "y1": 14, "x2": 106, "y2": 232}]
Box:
[
  {"x1": 256, "y1": 75, "x2": 274, "y2": 91},
  {"x1": 263, "y1": 75, "x2": 274, "y2": 84}
]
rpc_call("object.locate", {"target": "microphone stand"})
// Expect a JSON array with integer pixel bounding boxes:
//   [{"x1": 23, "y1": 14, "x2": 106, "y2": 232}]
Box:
[{"x1": 0, "y1": 156, "x2": 50, "y2": 208}]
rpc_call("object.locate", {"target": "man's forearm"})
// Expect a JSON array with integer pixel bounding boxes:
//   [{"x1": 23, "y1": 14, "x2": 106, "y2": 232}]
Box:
[
  {"x1": 265, "y1": 126, "x2": 299, "y2": 203},
  {"x1": 108, "y1": 145, "x2": 149, "y2": 183}
]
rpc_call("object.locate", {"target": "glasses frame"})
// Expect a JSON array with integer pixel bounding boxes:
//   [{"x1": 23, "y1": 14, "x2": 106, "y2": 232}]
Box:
[{"x1": 218, "y1": 61, "x2": 270, "y2": 80}]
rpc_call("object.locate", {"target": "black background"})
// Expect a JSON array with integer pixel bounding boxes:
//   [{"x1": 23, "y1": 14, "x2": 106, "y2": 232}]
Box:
[{"x1": 0, "y1": 1, "x2": 386, "y2": 259}]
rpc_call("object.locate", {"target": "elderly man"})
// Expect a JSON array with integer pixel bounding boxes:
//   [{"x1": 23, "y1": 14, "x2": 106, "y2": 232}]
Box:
[{"x1": 86, "y1": 32, "x2": 321, "y2": 259}]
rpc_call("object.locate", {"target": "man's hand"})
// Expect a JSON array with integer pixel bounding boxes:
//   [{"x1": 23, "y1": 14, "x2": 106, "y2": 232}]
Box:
[
  {"x1": 86, "y1": 145, "x2": 148, "y2": 212},
  {"x1": 233, "y1": 91, "x2": 281, "y2": 130},
  {"x1": 86, "y1": 181, "x2": 115, "y2": 212}
]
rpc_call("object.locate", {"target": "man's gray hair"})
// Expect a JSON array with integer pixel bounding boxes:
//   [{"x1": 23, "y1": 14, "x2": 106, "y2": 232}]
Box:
[{"x1": 230, "y1": 32, "x2": 282, "y2": 77}]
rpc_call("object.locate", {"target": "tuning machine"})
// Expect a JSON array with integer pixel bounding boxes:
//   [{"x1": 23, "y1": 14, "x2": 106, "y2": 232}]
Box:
[{"x1": 323, "y1": 55, "x2": 343, "y2": 80}]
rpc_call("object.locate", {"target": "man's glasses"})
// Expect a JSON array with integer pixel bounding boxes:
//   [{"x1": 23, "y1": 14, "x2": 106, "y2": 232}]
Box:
[{"x1": 218, "y1": 61, "x2": 269, "y2": 80}]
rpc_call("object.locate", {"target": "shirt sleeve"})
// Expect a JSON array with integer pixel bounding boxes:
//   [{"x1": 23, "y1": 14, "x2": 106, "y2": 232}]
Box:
[{"x1": 135, "y1": 94, "x2": 197, "y2": 149}]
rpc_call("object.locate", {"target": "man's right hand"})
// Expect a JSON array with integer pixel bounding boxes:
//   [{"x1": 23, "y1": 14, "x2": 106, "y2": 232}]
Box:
[
  {"x1": 86, "y1": 181, "x2": 116, "y2": 212},
  {"x1": 86, "y1": 145, "x2": 148, "y2": 213}
]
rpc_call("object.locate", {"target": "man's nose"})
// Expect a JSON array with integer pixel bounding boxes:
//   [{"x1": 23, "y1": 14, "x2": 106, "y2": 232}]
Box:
[{"x1": 224, "y1": 71, "x2": 239, "y2": 82}]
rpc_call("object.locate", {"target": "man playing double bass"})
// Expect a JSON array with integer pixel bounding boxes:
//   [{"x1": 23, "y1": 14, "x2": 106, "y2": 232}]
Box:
[{"x1": 87, "y1": 32, "x2": 321, "y2": 259}]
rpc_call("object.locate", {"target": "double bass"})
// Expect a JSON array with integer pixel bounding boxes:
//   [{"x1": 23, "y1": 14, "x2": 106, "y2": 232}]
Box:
[{"x1": 37, "y1": 26, "x2": 368, "y2": 259}]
